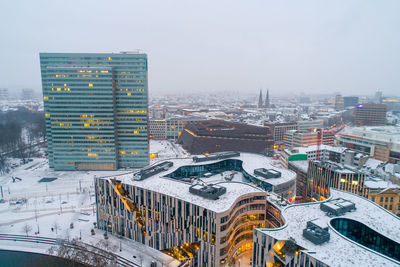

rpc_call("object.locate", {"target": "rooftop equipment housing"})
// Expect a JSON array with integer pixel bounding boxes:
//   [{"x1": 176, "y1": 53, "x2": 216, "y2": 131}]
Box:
[
  {"x1": 189, "y1": 184, "x2": 227, "y2": 200},
  {"x1": 302, "y1": 218, "x2": 330, "y2": 245},
  {"x1": 193, "y1": 151, "x2": 240, "y2": 163},
  {"x1": 254, "y1": 168, "x2": 282, "y2": 179},
  {"x1": 133, "y1": 161, "x2": 174, "y2": 180},
  {"x1": 320, "y1": 198, "x2": 356, "y2": 216}
]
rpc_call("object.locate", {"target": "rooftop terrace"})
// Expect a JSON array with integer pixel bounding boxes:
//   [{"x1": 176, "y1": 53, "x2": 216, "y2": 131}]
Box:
[{"x1": 259, "y1": 189, "x2": 400, "y2": 266}]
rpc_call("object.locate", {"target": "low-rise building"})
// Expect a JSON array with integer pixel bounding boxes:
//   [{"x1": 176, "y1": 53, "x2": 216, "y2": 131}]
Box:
[
  {"x1": 336, "y1": 126, "x2": 400, "y2": 163},
  {"x1": 284, "y1": 130, "x2": 335, "y2": 150},
  {"x1": 297, "y1": 119, "x2": 324, "y2": 131},
  {"x1": 263, "y1": 122, "x2": 298, "y2": 145},
  {"x1": 178, "y1": 120, "x2": 274, "y2": 154}
]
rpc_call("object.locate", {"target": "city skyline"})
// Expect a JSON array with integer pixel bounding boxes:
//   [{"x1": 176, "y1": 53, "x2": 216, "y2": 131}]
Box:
[{"x1": 1, "y1": 0, "x2": 400, "y2": 95}]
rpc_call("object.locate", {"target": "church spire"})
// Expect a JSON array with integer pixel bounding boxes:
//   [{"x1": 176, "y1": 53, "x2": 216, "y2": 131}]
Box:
[
  {"x1": 265, "y1": 88, "x2": 270, "y2": 108},
  {"x1": 258, "y1": 89, "x2": 263, "y2": 108}
]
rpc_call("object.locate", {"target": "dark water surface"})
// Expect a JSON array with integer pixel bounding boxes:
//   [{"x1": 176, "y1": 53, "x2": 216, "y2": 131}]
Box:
[{"x1": 0, "y1": 249, "x2": 87, "y2": 267}]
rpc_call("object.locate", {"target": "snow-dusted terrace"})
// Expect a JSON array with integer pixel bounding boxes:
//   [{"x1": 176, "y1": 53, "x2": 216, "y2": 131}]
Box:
[
  {"x1": 259, "y1": 189, "x2": 400, "y2": 266},
  {"x1": 108, "y1": 152, "x2": 296, "y2": 213}
]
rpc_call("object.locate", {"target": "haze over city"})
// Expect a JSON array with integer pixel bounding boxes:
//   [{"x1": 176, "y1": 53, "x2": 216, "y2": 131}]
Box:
[
  {"x1": 1, "y1": 0, "x2": 400, "y2": 95},
  {"x1": 1, "y1": 1, "x2": 400, "y2": 267}
]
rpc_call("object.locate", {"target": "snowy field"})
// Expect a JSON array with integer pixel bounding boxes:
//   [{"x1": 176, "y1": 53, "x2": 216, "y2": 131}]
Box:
[{"x1": 0, "y1": 140, "x2": 183, "y2": 266}]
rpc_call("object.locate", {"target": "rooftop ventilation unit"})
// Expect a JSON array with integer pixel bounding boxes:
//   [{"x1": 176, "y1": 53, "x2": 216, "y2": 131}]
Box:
[
  {"x1": 189, "y1": 184, "x2": 227, "y2": 200},
  {"x1": 320, "y1": 198, "x2": 356, "y2": 216},
  {"x1": 254, "y1": 168, "x2": 281, "y2": 179},
  {"x1": 133, "y1": 161, "x2": 173, "y2": 180},
  {"x1": 302, "y1": 218, "x2": 330, "y2": 245},
  {"x1": 193, "y1": 151, "x2": 240, "y2": 163}
]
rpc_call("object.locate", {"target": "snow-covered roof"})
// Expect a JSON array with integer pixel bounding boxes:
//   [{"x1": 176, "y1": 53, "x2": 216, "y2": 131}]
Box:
[
  {"x1": 284, "y1": 145, "x2": 347, "y2": 155},
  {"x1": 337, "y1": 126, "x2": 400, "y2": 152},
  {"x1": 288, "y1": 160, "x2": 309, "y2": 173},
  {"x1": 106, "y1": 153, "x2": 296, "y2": 213},
  {"x1": 259, "y1": 189, "x2": 400, "y2": 266}
]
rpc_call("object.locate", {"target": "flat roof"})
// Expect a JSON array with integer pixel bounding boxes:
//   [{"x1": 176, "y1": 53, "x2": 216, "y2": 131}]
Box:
[
  {"x1": 259, "y1": 189, "x2": 400, "y2": 266},
  {"x1": 284, "y1": 145, "x2": 347, "y2": 155},
  {"x1": 104, "y1": 153, "x2": 296, "y2": 213},
  {"x1": 337, "y1": 126, "x2": 400, "y2": 152}
]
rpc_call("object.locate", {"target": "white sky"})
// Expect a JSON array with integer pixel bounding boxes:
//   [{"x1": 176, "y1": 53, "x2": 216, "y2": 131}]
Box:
[{"x1": 0, "y1": 0, "x2": 399, "y2": 96}]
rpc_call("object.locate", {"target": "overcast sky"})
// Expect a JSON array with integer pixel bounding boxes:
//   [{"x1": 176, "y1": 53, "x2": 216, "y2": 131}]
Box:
[{"x1": 1, "y1": 0, "x2": 400, "y2": 96}]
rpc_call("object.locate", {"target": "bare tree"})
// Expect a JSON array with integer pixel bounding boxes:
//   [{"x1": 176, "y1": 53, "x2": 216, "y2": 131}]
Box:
[
  {"x1": 22, "y1": 223, "x2": 32, "y2": 236},
  {"x1": 48, "y1": 238, "x2": 117, "y2": 267}
]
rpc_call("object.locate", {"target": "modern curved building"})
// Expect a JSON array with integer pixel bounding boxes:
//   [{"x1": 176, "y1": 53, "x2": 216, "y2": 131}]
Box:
[
  {"x1": 94, "y1": 152, "x2": 296, "y2": 266},
  {"x1": 253, "y1": 189, "x2": 400, "y2": 267}
]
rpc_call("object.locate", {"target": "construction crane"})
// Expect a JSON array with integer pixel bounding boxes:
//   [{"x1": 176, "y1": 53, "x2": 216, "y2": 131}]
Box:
[
  {"x1": 316, "y1": 128, "x2": 322, "y2": 161},
  {"x1": 110, "y1": 178, "x2": 146, "y2": 236}
]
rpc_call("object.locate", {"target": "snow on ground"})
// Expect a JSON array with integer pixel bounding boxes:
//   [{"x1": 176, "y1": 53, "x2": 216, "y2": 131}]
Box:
[
  {"x1": 149, "y1": 140, "x2": 188, "y2": 164},
  {"x1": 0, "y1": 151, "x2": 180, "y2": 266}
]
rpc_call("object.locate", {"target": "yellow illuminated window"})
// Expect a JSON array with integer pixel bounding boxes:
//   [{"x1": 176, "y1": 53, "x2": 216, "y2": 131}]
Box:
[
  {"x1": 84, "y1": 124, "x2": 90, "y2": 127},
  {"x1": 45, "y1": 113, "x2": 50, "y2": 117},
  {"x1": 88, "y1": 83, "x2": 93, "y2": 87},
  {"x1": 88, "y1": 153, "x2": 98, "y2": 157},
  {"x1": 127, "y1": 93, "x2": 131, "y2": 96},
  {"x1": 134, "y1": 131, "x2": 139, "y2": 134},
  {"x1": 81, "y1": 115, "x2": 88, "y2": 117},
  {"x1": 56, "y1": 88, "x2": 61, "y2": 91},
  {"x1": 108, "y1": 57, "x2": 111, "y2": 61},
  {"x1": 120, "y1": 151, "x2": 126, "y2": 154},
  {"x1": 64, "y1": 83, "x2": 67, "y2": 86},
  {"x1": 43, "y1": 96, "x2": 49, "y2": 100},
  {"x1": 100, "y1": 70, "x2": 108, "y2": 73}
]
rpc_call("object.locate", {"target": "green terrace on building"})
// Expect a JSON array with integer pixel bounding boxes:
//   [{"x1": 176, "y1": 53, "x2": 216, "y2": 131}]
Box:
[{"x1": 39, "y1": 52, "x2": 149, "y2": 170}]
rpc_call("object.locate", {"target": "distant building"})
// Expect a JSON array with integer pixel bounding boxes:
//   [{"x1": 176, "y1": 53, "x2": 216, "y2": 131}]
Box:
[
  {"x1": 264, "y1": 121, "x2": 298, "y2": 145},
  {"x1": 178, "y1": 120, "x2": 274, "y2": 154},
  {"x1": 343, "y1": 96, "x2": 359, "y2": 108},
  {"x1": 375, "y1": 89, "x2": 383, "y2": 104},
  {"x1": 297, "y1": 119, "x2": 324, "y2": 130},
  {"x1": 148, "y1": 119, "x2": 166, "y2": 139},
  {"x1": 40, "y1": 52, "x2": 149, "y2": 170},
  {"x1": 0, "y1": 88, "x2": 8, "y2": 100},
  {"x1": 284, "y1": 129, "x2": 334, "y2": 149},
  {"x1": 355, "y1": 104, "x2": 386, "y2": 126},
  {"x1": 21, "y1": 88, "x2": 34, "y2": 100},
  {"x1": 336, "y1": 126, "x2": 400, "y2": 163},
  {"x1": 149, "y1": 117, "x2": 207, "y2": 140},
  {"x1": 253, "y1": 189, "x2": 400, "y2": 266},
  {"x1": 334, "y1": 94, "x2": 344, "y2": 110}
]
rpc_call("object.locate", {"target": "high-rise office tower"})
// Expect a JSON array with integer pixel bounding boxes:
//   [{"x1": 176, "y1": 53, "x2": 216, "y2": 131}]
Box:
[
  {"x1": 40, "y1": 52, "x2": 149, "y2": 171},
  {"x1": 343, "y1": 96, "x2": 359, "y2": 108},
  {"x1": 334, "y1": 94, "x2": 344, "y2": 110},
  {"x1": 375, "y1": 89, "x2": 383, "y2": 104}
]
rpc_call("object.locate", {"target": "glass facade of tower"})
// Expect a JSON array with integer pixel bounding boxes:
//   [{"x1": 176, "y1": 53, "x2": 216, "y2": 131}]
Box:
[{"x1": 40, "y1": 53, "x2": 148, "y2": 170}]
